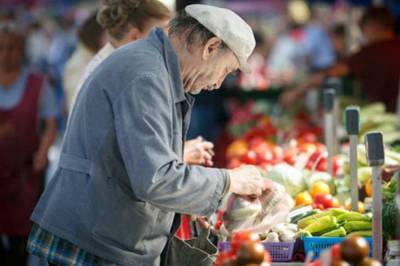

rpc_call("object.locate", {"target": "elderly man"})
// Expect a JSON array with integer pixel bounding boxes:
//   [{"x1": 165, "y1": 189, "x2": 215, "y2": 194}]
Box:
[{"x1": 27, "y1": 5, "x2": 266, "y2": 266}]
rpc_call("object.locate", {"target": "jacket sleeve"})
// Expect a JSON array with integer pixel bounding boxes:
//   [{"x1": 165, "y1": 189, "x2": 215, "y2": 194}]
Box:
[{"x1": 113, "y1": 72, "x2": 228, "y2": 217}]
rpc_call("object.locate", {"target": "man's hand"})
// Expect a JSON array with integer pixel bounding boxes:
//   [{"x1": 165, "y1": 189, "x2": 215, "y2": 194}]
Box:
[
  {"x1": 227, "y1": 165, "x2": 265, "y2": 196},
  {"x1": 184, "y1": 136, "x2": 214, "y2": 166}
]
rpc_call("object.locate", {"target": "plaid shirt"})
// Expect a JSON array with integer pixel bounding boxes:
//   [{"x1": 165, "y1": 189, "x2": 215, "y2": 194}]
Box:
[{"x1": 27, "y1": 223, "x2": 121, "y2": 266}]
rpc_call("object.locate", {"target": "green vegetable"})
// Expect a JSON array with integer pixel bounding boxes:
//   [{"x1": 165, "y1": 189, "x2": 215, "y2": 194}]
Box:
[
  {"x1": 321, "y1": 227, "x2": 347, "y2": 237},
  {"x1": 267, "y1": 163, "x2": 306, "y2": 197},
  {"x1": 344, "y1": 221, "x2": 372, "y2": 233},
  {"x1": 337, "y1": 212, "x2": 371, "y2": 223},
  {"x1": 304, "y1": 216, "x2": 338, "y2": 235},
  {"x1": 347, "y1": 230, "x2": 372, "y2": 237},
  {"x1": 291, "y1": 209, "x2": 319, "y2": 224},
  {"x1": 382, "y1": 176, "x2": 399, "y2": 240},
  {"x1": 297, "y1": 211, "x2": 331, "y2": 229},
  {"x1": 329, "y1": 208, "x2": 349, "y2": 217}
]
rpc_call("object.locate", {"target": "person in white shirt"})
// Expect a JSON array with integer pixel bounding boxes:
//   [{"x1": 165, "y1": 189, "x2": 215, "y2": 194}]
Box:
[{"x1": 63, "y1": 12, "x2": 106, "y2": 111}]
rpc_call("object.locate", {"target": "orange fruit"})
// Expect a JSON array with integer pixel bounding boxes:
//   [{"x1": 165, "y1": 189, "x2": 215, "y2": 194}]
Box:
[
  {"x1": 226, "y1": 140, "x2": 248, "y2": 158},
  {"x1": 295, "y1": 191, "x2": 313, "y2": 206},
  {"x1": 365, "y1": 178, "x2": 373, "y2": 197},
  {"x1": 310, "y1": 181, "x2": 331, "y2": 198},
  {"x1": 345, "y1": 201, "x2": 365, "y2": 213}
]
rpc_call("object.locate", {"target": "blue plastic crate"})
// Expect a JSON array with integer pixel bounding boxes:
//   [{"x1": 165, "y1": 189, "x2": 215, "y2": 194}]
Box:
[{"x1": 303, "y1": 237, "x2": 373, "y2": 260}]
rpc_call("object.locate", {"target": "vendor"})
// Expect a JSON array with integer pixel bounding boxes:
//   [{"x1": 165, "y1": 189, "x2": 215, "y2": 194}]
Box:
[
  {"x1": 27, "y1": 5, "x2": 266, "y2": 266},
  {"x1": 280, "y1": 6, "x2": 400, "y2": 112},
  {"x1": 0, "y1": 22, "x2": 57, "y2": 265}
]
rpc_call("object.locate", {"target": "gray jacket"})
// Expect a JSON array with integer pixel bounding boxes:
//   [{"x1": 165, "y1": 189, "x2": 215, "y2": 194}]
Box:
[{"x1": 31, "y1": 28, "x2": 228, "y2": 266}]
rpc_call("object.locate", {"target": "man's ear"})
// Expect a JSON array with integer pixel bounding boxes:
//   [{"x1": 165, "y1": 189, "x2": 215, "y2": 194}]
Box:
[{"x1": 202, "y1": 37, "x2": 222, "y2": 60}]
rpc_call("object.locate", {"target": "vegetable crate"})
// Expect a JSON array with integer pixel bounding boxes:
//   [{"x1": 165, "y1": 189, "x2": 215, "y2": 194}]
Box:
[
  {"x1": 218, "y1": 241, "x2": 295, "y2": 262},
  {"x1": 263, "y1": 241, "x2": 295, "y2": 262},
  {"x1": 303, "y1": 237, "x2": 373, "y2": 260}
]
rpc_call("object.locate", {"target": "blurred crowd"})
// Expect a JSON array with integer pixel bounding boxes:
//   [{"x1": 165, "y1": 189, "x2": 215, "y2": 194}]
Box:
[{"x1": 0, "y1": 0, "x2": 399, "y2": 265}]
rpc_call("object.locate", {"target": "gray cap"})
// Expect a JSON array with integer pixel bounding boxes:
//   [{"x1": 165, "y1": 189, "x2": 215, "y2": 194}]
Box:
[{"x1": 185, "y1": 4, "x2": 256, "y2": 73}]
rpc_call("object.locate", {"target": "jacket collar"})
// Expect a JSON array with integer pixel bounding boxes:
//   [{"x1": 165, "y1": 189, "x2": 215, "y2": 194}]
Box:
[{"x1": 147, "y1": 28, "x2": 188, "y2": 103}]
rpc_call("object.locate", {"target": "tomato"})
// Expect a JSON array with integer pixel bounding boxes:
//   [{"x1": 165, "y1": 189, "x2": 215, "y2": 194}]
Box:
[
  {"x1": 256, "y1": 149, "x2": 274, "y2": 163},
  {"x1": 230, "y1": 231, "x2": 259, "y2": 254},
  {"x1": 215, "y1": 251, "x2": 236, "y2": 266},
  {"x1": 299, "y1": 132, "x2": 318, "y2": 143},
  {"x1": 331, "y1": 244, "x2": 341, "y2": 260},
  {"x1": 314, "y1": 194, "x2": 334, "y2": 209},
  {"x1": 248, "y1": 137, "x2": 267, "y2": 150},
  {"x1": 312, "y1": 203, "x2": 325, "y2": 210},
  {"x1": 263, "y1": 251, "x2": 272, "y2": 263},
  {"x1": 298, "y1": 142, "x2": 317, "y2": 154},
  {"x1": 241, "y1": 150, "x2": 258, "y2": 165},
  {"x1": 308, "y1": 151, "x2": 326, "y2": 165},
  {"x1": 295, "y1": 191, "x2": 313, "y2": 206},
  {"x1": 227, "y1": 157, "x2": 242, "y2": 169},
  {"x1": 316, "y1": 159, "x2": 327, "y2": 172},
  {"x1": 310, "y1": 181, "x2": 331, "y2": 198}
]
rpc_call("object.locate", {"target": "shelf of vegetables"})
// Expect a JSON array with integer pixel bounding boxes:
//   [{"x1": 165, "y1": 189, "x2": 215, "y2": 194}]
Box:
[{"x1": 211, "y1": 101, "x2": 400, "y2": 266}]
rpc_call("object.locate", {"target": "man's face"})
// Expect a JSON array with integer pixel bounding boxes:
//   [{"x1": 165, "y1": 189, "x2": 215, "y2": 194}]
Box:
[
  {"x1": 182, "y1": 38, "x2": 240, "y2": 94},
  {"x1": 0, "y1": 33, "x2": 24, "y2": 72}
]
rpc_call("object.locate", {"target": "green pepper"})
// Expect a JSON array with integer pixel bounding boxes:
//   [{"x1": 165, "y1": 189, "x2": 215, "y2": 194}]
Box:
[
  {"x1": 321, "y1": 227, "x2": 347, "y2": 237},
  {"x1": 304, "y1": 215, "x2": 338, "y2": 235}
]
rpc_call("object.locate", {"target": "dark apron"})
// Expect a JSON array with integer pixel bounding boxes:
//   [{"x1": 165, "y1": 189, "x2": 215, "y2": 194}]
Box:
[{"x1": 0, "y1": 72, "x2": 44, "y2": 236}]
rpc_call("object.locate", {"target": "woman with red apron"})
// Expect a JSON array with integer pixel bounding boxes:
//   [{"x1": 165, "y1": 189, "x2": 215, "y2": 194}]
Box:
[{"x1": 0, "y1": 22, "x2": 57, "y2": 266}]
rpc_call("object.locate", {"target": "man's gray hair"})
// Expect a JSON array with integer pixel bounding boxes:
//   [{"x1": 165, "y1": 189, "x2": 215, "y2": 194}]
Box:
[{"x1": 168, "y1": 10, "x2": 227, "y2": 49}]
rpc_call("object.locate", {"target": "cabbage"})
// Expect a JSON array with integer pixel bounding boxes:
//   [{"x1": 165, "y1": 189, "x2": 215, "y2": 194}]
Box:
[{"x1": 266, "y1": 163, "x2": 306, "y2": 196}]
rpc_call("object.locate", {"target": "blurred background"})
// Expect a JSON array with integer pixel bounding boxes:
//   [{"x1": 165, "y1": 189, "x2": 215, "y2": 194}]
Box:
[{"x1": 0, "y1": 0, "x2": 399, "y2": 265}]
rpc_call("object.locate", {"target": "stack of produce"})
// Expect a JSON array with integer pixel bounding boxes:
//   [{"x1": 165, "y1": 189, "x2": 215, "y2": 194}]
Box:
[{"x1": 293, "y1": 208, "x2": 372, "y2": 237}]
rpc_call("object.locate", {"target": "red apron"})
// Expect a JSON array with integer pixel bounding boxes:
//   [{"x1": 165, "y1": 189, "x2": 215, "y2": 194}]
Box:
[{"x1": 0, "y1": 72, "x2": 44, "y2": 236}]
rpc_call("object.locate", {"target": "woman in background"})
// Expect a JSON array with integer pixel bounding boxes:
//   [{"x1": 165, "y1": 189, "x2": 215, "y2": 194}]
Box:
[{"x1": 0, "y1": 22, "x2": 57, "y2": 266}]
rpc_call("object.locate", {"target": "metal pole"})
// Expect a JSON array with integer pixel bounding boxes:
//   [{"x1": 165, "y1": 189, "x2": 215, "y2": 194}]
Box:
[
  {"x1": 372, "y1": 166, "x2": 383, "y2": 261},
  {"x1": 365, "y1": 132, "x2": 385, "y2": 261},
  {"x1": 349, "y1": 135, "x2": 359, "y2": 211},
  {"x1": 346, "y1": 106, "x2": 360, "y2": 211}
]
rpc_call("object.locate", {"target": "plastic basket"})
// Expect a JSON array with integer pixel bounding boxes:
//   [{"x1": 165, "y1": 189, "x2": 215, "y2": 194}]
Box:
[
  {"x1": 217, "y1": 241, "x2": 295, "y2": 262},
  {"x1": 263, "y1": 241, "x2": 295, "y2": 262},
  {"x1": 303, "y1": 237, "x2": 373, "y2": 260}
]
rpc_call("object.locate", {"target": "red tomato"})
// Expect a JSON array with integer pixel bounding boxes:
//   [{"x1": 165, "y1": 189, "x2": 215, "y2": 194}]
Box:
[
  {"x1": 263, "y1": 251, "x2": 272, "y2": 263},
  {"x1": 314, "y1": 194, "x2": 334, "y2": 209},
  {"x1": 283, "y1": 153, "x2": 296, "y2": 165},
  {"x1": 230, "y1": 231, "x2": 259, "y2": 254},
  {"x1": 312, "y1": 203, "x2": 325, "y2": 210},
  {"x1": 331, "y1": 244, "x2": 341, "y2": 260},
  {"x1": 298, "y1": 142, "x2": 317, "y2": 154},
  {"x1": 299, "y1": 132, "x2": 318, "y2": 143},
  {"x1": 241, "y1": 150, "x2": 258, "y2": 165},
  {"x1": 227, "y1": 157, "x2": 242, "y2": 169},
  {"x1": 308, "y1": 151, "x2": 325, "y2": 163},
  {"x1": 316, "y1": 159, "x2": 327, "y2": 172},
  {"x1": 248, "y1": 137, "x2": 267, "y2": 150},
  {"x1": 215, "y1": 251, "x2": 236, "y2": 266},
  {"x1": 256, "y1": 150, "x2": 274, "y2": 163}
]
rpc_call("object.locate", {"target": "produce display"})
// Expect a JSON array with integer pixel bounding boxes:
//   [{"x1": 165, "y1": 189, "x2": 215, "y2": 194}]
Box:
[{"x1": 212, "y1": 100, "x2": 400, "y2": 265}]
